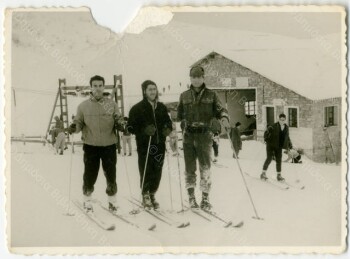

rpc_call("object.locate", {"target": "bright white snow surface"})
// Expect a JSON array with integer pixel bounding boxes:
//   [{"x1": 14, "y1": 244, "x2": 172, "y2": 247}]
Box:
[{"x1": 10, "y1": 139, "x2": 342, "y2": 247}]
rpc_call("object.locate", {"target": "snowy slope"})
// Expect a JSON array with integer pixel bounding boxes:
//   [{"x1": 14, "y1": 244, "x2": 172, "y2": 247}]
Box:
[{"x1": 10, "y1": 139, "x2": 343, "y2": 248}]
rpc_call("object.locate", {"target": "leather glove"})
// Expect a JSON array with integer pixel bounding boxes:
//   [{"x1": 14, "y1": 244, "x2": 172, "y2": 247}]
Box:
[
  {"x1": 114, "y1": 116, "x2": 125, "y2": 131},
  {"x1": 68, "y1": 123, "x2": 76, "y2": 134},
  {"x1": 162, "y1": 127, "x2": 172, "y2": 137},
  {"x1": 144, "y1": 125, "x2": 156, "y2": 136}
]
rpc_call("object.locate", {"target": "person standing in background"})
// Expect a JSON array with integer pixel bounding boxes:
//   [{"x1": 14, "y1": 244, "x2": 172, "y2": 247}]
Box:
[
  {"x1": 169, "y1": 122, "x2": 178, "y2": 156},
  {"x1": 211, "y1": 118, "x2": 221, "y2": 163},
  {"x1": 54, "y1": 127, "x2": 66, "y2": 155},
  {"x1": 230, "y1": 122, "x2": 242, "y2": 159},
  {"x1": 261, "y1": 114, "x2": 292, "y2": 182},
  {"x1": 121, "y1": 117, "x2": 132, "y2": 156}
]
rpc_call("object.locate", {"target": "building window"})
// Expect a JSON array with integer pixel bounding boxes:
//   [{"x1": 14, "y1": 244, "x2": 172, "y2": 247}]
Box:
[
  {"x1": 325, "y1": 106, "x2": 338, "y2": 126},
  {"x1": 287, "y1": 107, "x2": 298, "y2": 128},
  {"x1": 245, "y1": 101, "x2": 256, "y2": 115}
]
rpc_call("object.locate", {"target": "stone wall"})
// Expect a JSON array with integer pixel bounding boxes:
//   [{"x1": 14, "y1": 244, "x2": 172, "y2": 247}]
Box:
[{"x1": 311, "y1": 98, "x2": 342, "y2": 163}]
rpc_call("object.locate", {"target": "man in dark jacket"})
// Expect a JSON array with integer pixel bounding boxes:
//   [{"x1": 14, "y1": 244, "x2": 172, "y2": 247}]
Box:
[
  {"x1": 128, "y1": 80, "x2": 173, "y2": 209},
  {"x1": 261, "y1": 113, "x2": 292, "y2": 182},
  {"x1": 230, "y1": 122, "x2": 242, "y2": 159},
  {"x1": 177, "y1": 66, "x2": 230, "y2": 210}
]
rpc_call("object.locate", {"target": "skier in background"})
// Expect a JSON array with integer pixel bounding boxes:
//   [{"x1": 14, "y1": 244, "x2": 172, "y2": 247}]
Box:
[
  {"x1": 121, "y1": 117, "x2": 132, "y2": 156},
  {"x1": 49, "y1": 125, "x2": 56, "y2": 146},
  {"x1": 177, "y1": 66, "x2": 230, "y2": 210},
  {"x1": 261, "y1": 113, "x2": 292, "y2": 182},
  {"x1": 68, "y1": 75, "x2": 123, "y2": 212},
  {"x1": 54, "y1": 127, "x2": 66, "y2": 155},
  {"x1": 128, "y1": 80, "x2": 173, "y2": 209},
  {"x1": 283, "y1": 148, "x2": 302, "y2": 163},
  {"x1": 54, "y1": 116, "x2": 64, "y2": 129},
  {"x1": 211, "y1": 118, "x2": 221, "y2": 163},
  {"x1": 169, "y1": 122, "x2": 178, "y2": 156},
  {"x1": 230, "y1": 122, "x2": 242, "y2": 159}
]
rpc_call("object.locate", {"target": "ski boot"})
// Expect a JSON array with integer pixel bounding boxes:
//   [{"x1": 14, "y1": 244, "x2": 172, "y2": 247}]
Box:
[
  {"x1": 109, "y1": 202, "x2": 118, "y2": 212},
  {"x1": 260, "y1": 172, "x2": 268, "y2": 181},
  {"x1": 200, "y1": 192, "x2": 212, "y2": 211},
  {"x1": 108, "y1": 195, "x2": 118, "y2": 212},
  {"x1": 142, "y1": 193, "x2": 153, "y2": 210},
  {"x1": 277, "y1": 174, "x2": 285, "y2": 182},
  {"x1": 83, "y1": 197, "x2": 93, "y2": 213},
  {"x1": 213, "y1": 157, "x2": 218, "y2": 163},
  {"x1": 188, "y1": 188, "x2": 199, "y2": 209},
  {"x1": 150, "y1": 193, "x2": 160, "y2": 210}
]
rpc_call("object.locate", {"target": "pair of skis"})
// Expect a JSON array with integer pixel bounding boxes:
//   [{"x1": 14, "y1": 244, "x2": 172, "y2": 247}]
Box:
[
  {"x1": 99, "y1": 200, "x2": 157, "y2": 231},
  {"x1": 73, "y1": 200, "x2": 116, "y2": 231},
  {"x1": 74, "y1": 200, "x2": 157, "y2": 231},
  {"x1": 244, "y1": 172, "x2": 305, "y2": 190},
  {"x1": 127, "y1": 198, "x2": 190, "y2": 228},
  {"x1": 184, "y1": 201, "x2": 244, "y2": 228}
]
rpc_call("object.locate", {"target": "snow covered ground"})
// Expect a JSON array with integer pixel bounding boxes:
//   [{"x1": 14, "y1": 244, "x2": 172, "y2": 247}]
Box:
[{"x1": 10, "y1": 139, "x2": 344, "y2": 249}]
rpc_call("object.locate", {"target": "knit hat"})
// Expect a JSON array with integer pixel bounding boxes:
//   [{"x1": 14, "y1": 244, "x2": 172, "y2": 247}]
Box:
[{"x1": 190, "y1": 66, "x2": 204, "y2": 77}]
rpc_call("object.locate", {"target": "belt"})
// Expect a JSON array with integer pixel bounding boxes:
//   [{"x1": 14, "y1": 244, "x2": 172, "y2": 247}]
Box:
[{"x1": 186, "y1": 126, "x2": 209, "y2": 134}]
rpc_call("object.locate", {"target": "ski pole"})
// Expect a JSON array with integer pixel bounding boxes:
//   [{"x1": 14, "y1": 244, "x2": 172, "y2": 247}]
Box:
[
  {"x1": 132, "y1": 136, "x2": 152, "y2": 214},
  {"x1": 324, "y1": 126, "x2": 337, "y2": 164},
  {"x1": 64, "y1": 134, "x2": 75, "y2": 216},
  {"x1": 175, "y1": 135, "x2": 185, "y2": 213},
  {"x1": 166, "y1": 146, "x2": 174, "y2": 211},
  {"x1": 225, "y1": 128, "x2": 263, "y2": 220},
  {"x1": 121, "y1": 140, "x2": 138, "y2": 213}
]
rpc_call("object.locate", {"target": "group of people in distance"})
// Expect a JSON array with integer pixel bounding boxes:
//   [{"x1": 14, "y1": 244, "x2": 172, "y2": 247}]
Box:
[{"x1": 66, "y1": 65, "x2": 300, "y2": 213}]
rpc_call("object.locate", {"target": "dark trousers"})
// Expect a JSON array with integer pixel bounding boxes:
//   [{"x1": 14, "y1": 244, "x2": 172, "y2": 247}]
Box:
[
  {"x1": 263, "y1": 145, "x2": 282, "y2": 173},
  {"x1": 138, "y1": 142, "x2": 165, "y2": 195},
  {"x1": 83, "y1": 144, "x2": 117, "y2": 196},
  {"x1": 212, "y1": 141, "x2": 219, "y2": 157}
]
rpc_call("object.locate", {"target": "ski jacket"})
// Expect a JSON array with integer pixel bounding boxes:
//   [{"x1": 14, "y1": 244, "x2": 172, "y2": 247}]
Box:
[
  {"x1": 128, "y1": 98, "x2": 173, "y2": 149},
  {"x1": 265, "y1": 122, "x2": 292, "y2": 150},
  {"x1": 74, "y1": 96, "x2": 121, "y2": 146},
  {"x1": 177, "y1": 84, "x2": 228, "y2": 131}
]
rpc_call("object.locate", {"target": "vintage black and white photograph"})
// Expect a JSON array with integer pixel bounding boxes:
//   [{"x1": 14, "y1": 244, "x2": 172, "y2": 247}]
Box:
[{"x1": 5, "y1": 5, "x2": 347, "y2": 254}]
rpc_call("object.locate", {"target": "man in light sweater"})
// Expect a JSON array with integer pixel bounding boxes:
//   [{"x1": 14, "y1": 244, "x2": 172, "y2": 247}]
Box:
[{"x1": 68, "y1": 75, "x2": 123, "y2": 212}]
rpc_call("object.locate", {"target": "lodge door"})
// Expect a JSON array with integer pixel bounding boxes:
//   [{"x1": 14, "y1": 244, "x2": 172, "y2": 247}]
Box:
[{"x1": 266, "y1": 106, "x2": 275, "y2": 126}]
